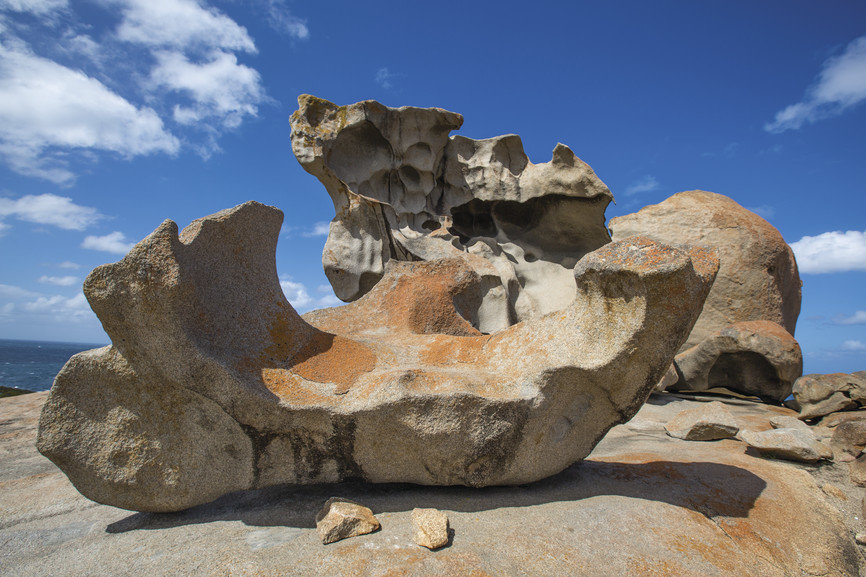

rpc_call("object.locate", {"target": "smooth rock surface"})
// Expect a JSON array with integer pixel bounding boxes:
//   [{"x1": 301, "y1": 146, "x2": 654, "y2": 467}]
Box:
[
  {"x1": 664, "y1": 401, "x2": 739, "y2": 441},
  {"x1": 794, "y1": 372, "x2": 866, "y2": 420},
  {"x1": 609, "y1": 190, "x2": 802, "y2": 350},
  {"x1": 290, "y1": 95, "x2": 614, "y2": 332},
  {"x1": 315, "y1": 498, "x2": 380, "y2": 544},
  {"x1": 5, "y1": 392, "x2": 863, "y2": 577},
  {"x1": 36, "y1": 202, "x2": 717, "y2": 512},
  {"x1": 673, "y1": 320, "x2": 803, "y2": 402},
  {"x1": 739, "y1": 428, "x2": 834, "y2": 463},
  {"x1": 769, "y1": 415, "x2": 812, "y2": 432},
  {"x1": 411, "y1": 508, "x2": 449, "y2": 550}
]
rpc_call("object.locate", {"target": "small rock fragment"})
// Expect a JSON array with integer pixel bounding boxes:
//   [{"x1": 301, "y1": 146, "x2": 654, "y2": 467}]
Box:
[
  {"x1": 315, "y1": 498, "x2": 380, "y2": 544},
  {"x1": 664, "y1": 401, "x2": 739, "y2": 441},
  {"x1": 769, "y1": 415, "x2": 812, "y2": 432},
  {"x1": 739, "y1": 428, "x2": 833, "y2": 463},
  {"x1": 412, "y1": 508, "x2": 450, "y2": 550},
  {"x1": 856, "y1": 532, "x2": 866, "y2": 546},
  {"x1": 821, "y1": 483, "x2": 847, "y2": 500}
]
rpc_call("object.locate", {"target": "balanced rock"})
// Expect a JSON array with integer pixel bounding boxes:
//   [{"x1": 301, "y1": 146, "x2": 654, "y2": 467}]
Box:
[
  {"x1": 664, "y1": 401, "x2": 739, "y2": 441},
  {"x1": 672, "y1": 320, "x2": 802, "y2": 402},
  {"x1": 412, "y1": 508, "x2": 450, "y2": 550},
  {"x1": 739, "y1": 428, "x2": 833, "y2": 463},
  {"x1": 794, "y1": 372, "x2": 866, "y2": 420},
  {"x1": 291, "y1": 95, "x2": 614, "y2": 332},
  {"x1": 316, "y1": 498, "x2": 381, "y2": 544},
  {"x1": 609, "y1": 190, "x2": 802, "y2": 350},
  {"x1": 37, "y1": 202, "x2": 717, "y2": 512}
]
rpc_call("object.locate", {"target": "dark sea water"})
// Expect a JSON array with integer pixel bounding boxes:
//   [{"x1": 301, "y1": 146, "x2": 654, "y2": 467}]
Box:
[{"x1": 0, "y1": 339, "x2": 106, "y2": 392}]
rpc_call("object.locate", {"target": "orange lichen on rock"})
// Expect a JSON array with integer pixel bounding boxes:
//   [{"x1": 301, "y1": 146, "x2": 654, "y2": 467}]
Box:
[{"x1": 291, "y1": 333, "x2": 377, "y2": 394}]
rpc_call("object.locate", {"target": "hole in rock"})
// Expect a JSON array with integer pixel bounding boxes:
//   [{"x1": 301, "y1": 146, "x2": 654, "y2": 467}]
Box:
[
  {"x1": 708, "y1": 351, "x2": 780, "y2": 399},
  {"x1": 422, "y1": 219, "x2": 441, "y2": 231}
]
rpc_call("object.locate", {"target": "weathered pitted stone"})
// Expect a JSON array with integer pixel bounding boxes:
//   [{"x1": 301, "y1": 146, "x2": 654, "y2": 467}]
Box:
[
  {"x1": 794, "y1": 372, "x2": 866, "y2": 420},
  {"x1": 609, "y1": 190, "x2": 802, "y2": 350},
  {"x1": 36, "y1": 202, "x2": 717, "y2": 512},
  {"x1": 671, "y1": 320, "x2": 803, "y2": 402},
  {"x1": 739, "y1": 428, "x2": 833, "y2": 463},
  {"x1": 290, "y1": 95, "x2": 614, "y2": 332},
  {"x1": 412, "y1": 508, "x2": 450, "y2": 550},
  {"x1": 664, "y1": 401, "x2": 739, "y2": 441},
  {"x1": 315, "y1": 498, "x2": 380, "y2": 544}
]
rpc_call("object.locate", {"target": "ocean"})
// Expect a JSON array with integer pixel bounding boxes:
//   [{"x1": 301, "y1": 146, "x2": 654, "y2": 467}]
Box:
[{"x1": 0, "y1": 339, "x2": 106, "y2": 392}]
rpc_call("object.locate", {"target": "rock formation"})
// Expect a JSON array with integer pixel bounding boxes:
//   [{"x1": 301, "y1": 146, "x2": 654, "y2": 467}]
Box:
[
  {"x1": 290, "y1": 95, "x2": 614, "y2": 333},
  {"x1": 673, "y1": 320, "x2": 803, "y2": 402},
  {"x1": 610, "y1": 191, "x2": 803, "y2": 400},
  {"x1": 36, "y1": 201, "x2": 717, "y2": 512},
  {"x1": 794, "y1": 372, "x2": 866, "y2": 420}
]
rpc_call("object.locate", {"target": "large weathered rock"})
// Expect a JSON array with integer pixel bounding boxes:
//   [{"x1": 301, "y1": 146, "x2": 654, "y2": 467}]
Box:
[
  {"x1": 36, "y1": 202, "x2": 717, "y2": 512},
  {"x1": 672, "y1": 320, "x2": 803, "y2": 402},
  {"x1": 739, "y1": 428, "x2": 833, "y2": 463},
  {"x1": 664, "y1": 401, "x2": 739, "y2": 441},
  {"x1": 290, "y1": 95, "x2": 614, "y2": 332},
  {"x1": 794, "y1": 372, "x2": 866, "y2": 420},
  {"x1": 609, "y1": 190, "x2": 801, "y2": 349}
]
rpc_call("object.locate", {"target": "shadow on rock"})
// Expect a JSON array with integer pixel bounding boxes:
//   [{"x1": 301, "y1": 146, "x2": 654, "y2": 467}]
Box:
[{"x1": 106, "y1": 459, "x2": 765, "y2": 533}]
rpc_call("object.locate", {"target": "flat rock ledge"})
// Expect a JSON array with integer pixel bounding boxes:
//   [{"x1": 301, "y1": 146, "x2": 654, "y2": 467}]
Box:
[
  {"x1": 3, "y1": 391, "x2": 863, "y2": 577},
  {"x1": 36, "y1": 201, "x2": 717, "y2": 512}
]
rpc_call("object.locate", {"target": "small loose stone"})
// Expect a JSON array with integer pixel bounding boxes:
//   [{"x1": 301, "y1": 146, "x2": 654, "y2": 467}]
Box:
[{"x1": 412, "y1": 508, "x2": 450, "y2": 550}]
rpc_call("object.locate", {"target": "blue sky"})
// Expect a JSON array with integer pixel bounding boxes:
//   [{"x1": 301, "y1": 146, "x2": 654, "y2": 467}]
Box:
[{"x1": 0, "y1": 0, "x2": 864, "y2": 374}]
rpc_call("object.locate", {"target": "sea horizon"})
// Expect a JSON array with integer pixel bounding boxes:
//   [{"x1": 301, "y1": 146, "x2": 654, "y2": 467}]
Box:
[{"x1": 0, "y1": 338, "x2": 108, "y2": 392}]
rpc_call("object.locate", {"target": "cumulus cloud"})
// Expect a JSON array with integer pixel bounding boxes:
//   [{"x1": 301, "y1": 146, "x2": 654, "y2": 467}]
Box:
[
  {"x1": 1, "y1": 0, "x2": 290, "y2": 181},
  {"x1": 280, "y1": 276, "x2": 343, "y2": 311},
  {"x1": 835, "y1": 311, "x2": 866, "y2": 325},
  {"x1": 279, "y1": 276, "x2": 312, "y2": 308},
  {"x1": 843, "y1": 340, "x2": 866, "y2": 352},
  {"x1": 766, "y1": 35, "x2": 866, "y2": 133},
  {"x1": 0, "y1": 42, "x2": 179, "y2": 183},
  {"x1": 81, "y1": 231, "x2": 134, "y2": 254},
  {"x1": 790, "y1": 230, "x2": 866, "y2": 274},
  {"x1": 0, "y1": 283, "x2": 37, "y2": 298},
  {"x1": 39, "y1": 275, "x2": 78, "y2": 286},
  {"x1": 624, "y1": 175, "x2": 659, "y2": 196},
  {"x1": 0, "y1": 193, "x2": 101, "y2": 230},
  {"x1": 112, "y1": 0, "x2": 255, "y2": 53},
  {"x1": 149, "y1": 50, "x2": 266, "y2": 129},
  {"x1": 20, "y1": 291, "x2": 91, "y2": 321}
]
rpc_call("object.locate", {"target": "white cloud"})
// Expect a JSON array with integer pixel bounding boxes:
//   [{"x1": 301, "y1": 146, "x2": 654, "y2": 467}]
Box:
[
  {"x1": 0, "y1": 193, "x2": 101, "y2": 230},
  {"x1": 279, "y1": 276, "x2": 312, "y2": 308},
  {"x1": 624, "y1": 175, "x2": 659, "y2": 196},
  {"x1": 59, "y1": 261, "x2": 80, "y2": 269},
  {"x1": 39, "y1": 275, "x2": 78, "y2": 286},
  {"x1": 21, "y1": 291, "x2": 91, "y2": 321},
  {"x1": 375, "y1": 67, "x2": 395, "y2": 89},
  {"x1": 766, "y1": 35, "x2": 866, "y2": 133},
  {"x1": 0, "y1": 41, "x2": 179, "y2": 183},
  {"x1": 112, "y1": 0, "x2": 255, "y2": 53},
  {"x1": 0, "y1": 283, "x2": 37, "y2": 298},
  {"x1": 836, "y1": 311, "x2": 866, "y2": 325},
  {"x1": 790, "y1": 230, "x2": 866, "y2": 274},
  {"x1": 843, "y1": 340, "x2": 866, "y2": 352},
  {"x1": 81, "y1": 231, "x2": 134, "y2": 254},
  {"x1": 0, "y1": 0, "x2": 67, "y2": 16},
  {"x1": 149, "y1": 50, "x2": 265, "y2": 129},
  {"x1": 261, "y1": 0, "x2": 308, "y2": 39},
  {"x1": 302, "y1": 221, "x2": 330, "y2": 237},
  {"x1": 316, "y1": 284, "x2": 332, "y2": 293},
  {"x1": 745, "y1": 205, "x2": 775, "y2": 220}
]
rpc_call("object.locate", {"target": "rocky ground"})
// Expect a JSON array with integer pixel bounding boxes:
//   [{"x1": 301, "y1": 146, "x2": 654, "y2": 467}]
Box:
[{"x1": 2, "y1": 390, "x2": 863, "y2": 577}]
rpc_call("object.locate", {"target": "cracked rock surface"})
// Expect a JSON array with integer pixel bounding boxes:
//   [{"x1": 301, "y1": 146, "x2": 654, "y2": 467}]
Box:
[
  {"x1": 36, "y1": 201, "x2": 717, "y2": 512},
  {"x1": 290, "y1": 95, "x2": 614, "y2": 332}
]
